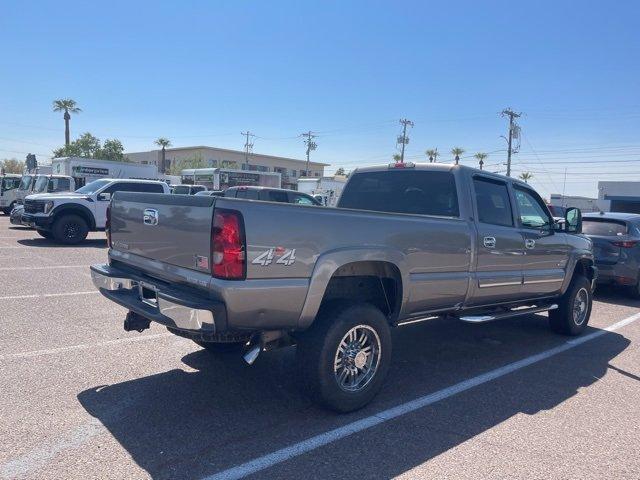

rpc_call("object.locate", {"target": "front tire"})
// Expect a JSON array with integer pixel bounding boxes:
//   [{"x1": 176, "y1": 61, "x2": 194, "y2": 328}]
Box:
[
  {"x1": 3, "y1": 202, "x2": 16, "y2": 215},
  {"x1": 52, "y1": 214, "x2": 89, "y2": 244},
  {"x1": 296, "y1": 302, "x2": 392, "y2": 412},
  {"x1": 549, "y1": 275, "x2": 592, "y2": 336}
]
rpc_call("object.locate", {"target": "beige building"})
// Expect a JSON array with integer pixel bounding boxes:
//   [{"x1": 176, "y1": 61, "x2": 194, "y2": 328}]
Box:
[{"x1": 125, "y1": 146, "x2": 328, "y2": 190}]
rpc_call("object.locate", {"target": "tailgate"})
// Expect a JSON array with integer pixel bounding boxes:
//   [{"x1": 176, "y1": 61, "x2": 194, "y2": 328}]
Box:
[{"x1": 110, "y1": 192, "x2": 215, "y2": 271}]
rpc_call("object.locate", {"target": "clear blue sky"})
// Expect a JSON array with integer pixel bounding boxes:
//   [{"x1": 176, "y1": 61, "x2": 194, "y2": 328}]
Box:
[{"x1": 2, "y1": 0, "x2": 640, "y2": 198}]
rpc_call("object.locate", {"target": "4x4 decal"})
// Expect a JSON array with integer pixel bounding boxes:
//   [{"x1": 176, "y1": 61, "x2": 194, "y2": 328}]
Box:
[{"x1": 252, "y1": 248, "x2": 296, "y2": 266}]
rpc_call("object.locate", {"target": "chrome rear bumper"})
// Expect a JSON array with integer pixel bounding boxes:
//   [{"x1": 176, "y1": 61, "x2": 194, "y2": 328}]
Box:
[{"x1": 90, "y1": 264, "x2": 225, "y2": 333}]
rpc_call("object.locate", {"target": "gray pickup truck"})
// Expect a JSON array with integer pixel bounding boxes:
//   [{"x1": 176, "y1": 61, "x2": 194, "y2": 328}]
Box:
[{"x1": 91, "y1": 163, "x2": 596, "y2": 412}]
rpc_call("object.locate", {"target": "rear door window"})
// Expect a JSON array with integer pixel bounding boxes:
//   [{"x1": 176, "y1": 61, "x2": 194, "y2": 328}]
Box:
[
  {"x1": 473, "y1": 177, "x2": 514, "y2": 227},
  {"x1": 267, "y1": 190, "x2": 289, "y2": 203},
  {"x1": 582, "y1": 220, "x2": 628, "y2": 236},
  {"x1": 338, "y1": 170, "x2": 459, "y2": 216}
]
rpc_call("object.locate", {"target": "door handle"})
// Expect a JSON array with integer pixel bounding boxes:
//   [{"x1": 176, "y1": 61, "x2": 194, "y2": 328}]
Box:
[
  {"x1": 483, "y1": 236, "x2": 496, "y2": 248},
  {"x1": 525, "y1": 239, "x2": 536, "y2": 249}
]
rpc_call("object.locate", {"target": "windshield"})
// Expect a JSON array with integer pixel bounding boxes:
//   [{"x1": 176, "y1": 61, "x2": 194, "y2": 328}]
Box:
[
  {"x1": 34, "y1": 176, "x2": 49, "y2": 193},
  {"x1": 582, "y1": 219, "x2": 628, "y2": 236},
  {"x1": 75, "y1": 179, "x2": 111, "y2": 194},
  {"x1": 18, "y1": 175, "x2": 34, "y2": 191}
]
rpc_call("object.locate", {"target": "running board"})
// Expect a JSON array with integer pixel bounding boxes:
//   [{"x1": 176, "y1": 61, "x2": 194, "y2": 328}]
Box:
[{"x1": 458, "y1": 304, "x2": 558, "y2": 323}]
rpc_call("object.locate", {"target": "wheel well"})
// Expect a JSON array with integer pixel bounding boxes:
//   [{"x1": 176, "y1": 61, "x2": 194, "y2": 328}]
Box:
[
  {"x1": 52, "y1": 206, "x2": 95, "y2": 230},
  {"x1": 573, "y1": 258, "x2": 595, "y2": 281},
  {"x1": 320, "y1": 261, "x2": 402, "y2": 322}
]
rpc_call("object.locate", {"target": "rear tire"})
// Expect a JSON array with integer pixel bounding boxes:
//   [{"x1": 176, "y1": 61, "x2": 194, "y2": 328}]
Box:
[
  {"x1": 549, "y1": 275, "x2": 592, "y2": 336},
  {"x1": 36, "y1": 229, "x2": 53, "y2": 239},
  {"x1": 296, "y1": 301, "x2": 392, "y2": 413},
  {"x1": 52, "y1": 214, "x2": 89, "y2": 244}
]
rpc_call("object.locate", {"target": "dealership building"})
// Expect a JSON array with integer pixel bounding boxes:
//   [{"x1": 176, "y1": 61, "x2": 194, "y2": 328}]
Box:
[
  {"x1": 596, "y1": 181, "x2": 640, "y2": 213},
  {"x1": 125, "y1": 146, "x2": 328, "y2": 190}
]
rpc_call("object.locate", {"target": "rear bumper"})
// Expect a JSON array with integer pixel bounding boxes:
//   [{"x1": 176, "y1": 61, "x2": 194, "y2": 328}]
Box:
[
  {"x1": 595, "y1": 262, "x2": 638, "y2": 286},
  {"x1": 90, "y1": 263, "x2": 227, "y2": 334},
  {"x1": 21, "y1": 213, "x2": 53, "y2": 230}
]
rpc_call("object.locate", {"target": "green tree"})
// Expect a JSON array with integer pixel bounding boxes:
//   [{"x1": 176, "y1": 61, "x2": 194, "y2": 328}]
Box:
[
  {"x1": 0, "y1": 158, "x2": 25, "y2": 174},
  {"x1": 425, "y1": 149, "x2": 438, "y2": 163},
  {"x1": 99, "y1": 139, "x2": 126, "y2": 161},
  {"x1": 52, "y1": 133, "x2": 127, "y2": 162},
  {"x1": 52, "y1": 99, "x2": 81, "y2": 146},
  {"x1": 451, "y1": 147, "x2": 465, "y2": 165},
  {"x1": 392, "y1": 154, "x2": 402, "y2": 163},
  {"x1": 154, "y1": 137, "x2": 172, "y2": 174},
  {"x1": 474, "y1": 152, "x2": 488, "y2": 170},
  {"x1": 519, "y1": 171, "x2": 533, "y2": 183},
  {"x1": 335, "y1": 167, "x2": 346, "y2": 176}
]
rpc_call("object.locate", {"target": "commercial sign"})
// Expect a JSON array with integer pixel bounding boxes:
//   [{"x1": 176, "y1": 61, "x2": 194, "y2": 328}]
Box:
[
  {"x1": 71, "y1": 166, "x2": 109, "y2": 176},
  {"x1": 220, "y1": 171, "x2": 261, "y2": 187}
]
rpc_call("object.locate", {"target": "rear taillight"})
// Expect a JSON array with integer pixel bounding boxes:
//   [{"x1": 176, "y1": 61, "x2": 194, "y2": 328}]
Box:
[
  {"x1": 105, "y1": 205, "x2": 112, "y2": 248},
  {"x1": 611, "y1": 240, "x2": 638, "y2": 248},
  {"x1": 211, "y1": 209, "x2": 245, "y2": 279}
]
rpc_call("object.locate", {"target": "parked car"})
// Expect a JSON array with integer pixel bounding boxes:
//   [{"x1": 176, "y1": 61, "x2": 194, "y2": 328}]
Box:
[
  {"x1": 224, "y1": 186, "x2": 321, "y2": 205},
  {"x1": 547, "y1": 204, "x2": 567, "y2": 218},
  {"x1": 9, "y1": 204, "x2": 24, "y2": 226},
  {"x1": 0, "y1": 173, "x2": 22, "y2": 214},
  {"x1": 172, "y1": 184, "x2": 207, "y2": 195},
  {"x1": 91, "y1": 163, "x2": 594, "y2": 412},
  {"x1": 582, "y1": 212, "x2": 640, "y2": 297},
  {"x1": 22, "y1": 178, "x2": 170, "y2": 244},
  {"x1": 195, "y1": 190, "x2": 225, "y2": 197}
]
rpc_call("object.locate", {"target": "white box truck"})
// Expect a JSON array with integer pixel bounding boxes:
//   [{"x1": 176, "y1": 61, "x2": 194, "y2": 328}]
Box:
[{"x1": 52, "y1": 157, "x2": 159, "y2": 188}]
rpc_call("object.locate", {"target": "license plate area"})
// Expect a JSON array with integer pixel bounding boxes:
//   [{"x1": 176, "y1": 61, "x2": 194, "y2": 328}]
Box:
[{"x1": 139, "y1": 283, "x2": 158, "y2": 308}]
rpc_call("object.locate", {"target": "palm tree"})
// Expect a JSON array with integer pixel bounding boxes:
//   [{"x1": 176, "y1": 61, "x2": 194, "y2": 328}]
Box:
[
  {"x1": 154, "y1": 137, "x2": 172, "y2": 174},
  {"x1": 425, "y1": 149, "x2": 437, "y2": 163},
  {"x1": 451, "y1": 147, "x2": 465, "y2": 165},
  {"x1": 519, "y1": 172, "x2": 533, "y2": 183},
  {"x1": 392, "y1": 153, "x2": 402, "y2": 163},
  {"x1": 52, "y1": 99, "x2": 81, "y2": 146},
  {"x1": 474, "y1": 152, "x2": 488, "y2": 170}
]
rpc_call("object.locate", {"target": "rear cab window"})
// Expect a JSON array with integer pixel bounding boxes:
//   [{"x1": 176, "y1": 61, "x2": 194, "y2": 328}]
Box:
[
  {"x1": 338, "y1": 170, "x2": 459, "y2": 217},
  {"x1": 472, "y1": 177, "x2": 513, "y2": 227},
  {"x1": 582, "y1": 219, "x2": 628, "y2": 236}
]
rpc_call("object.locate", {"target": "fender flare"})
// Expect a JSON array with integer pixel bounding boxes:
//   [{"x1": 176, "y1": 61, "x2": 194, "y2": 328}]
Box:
[
  {"x1": 297, "y1": 246, "x2": 408, "y2": 329},
  {"x1": 561, "y1": 250, "x2": 595, "y2": 294},
  {"x1": 51, "y1": 204, "x2": 96, "y2": 230}
]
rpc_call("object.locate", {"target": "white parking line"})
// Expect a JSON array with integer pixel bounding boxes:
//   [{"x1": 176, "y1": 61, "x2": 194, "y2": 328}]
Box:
[
  {"x1": 0, "y1": 291, "x2": 99, "y2": 301},
  {"x1": 0, "y1": 265, "x2": 91, "y2": 271},
  {"x1": 0, "y1": 332, "x2": 173, "y2": 361},
  {"x1": 205, "y1": 312, "x2": 640, "y2": 480}
]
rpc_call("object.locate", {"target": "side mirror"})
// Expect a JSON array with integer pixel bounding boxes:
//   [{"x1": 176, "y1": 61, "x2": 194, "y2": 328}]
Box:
[
  {"x1": 564, "y1": 207, "x2": 582, "y2": 233},
  {"x1": 98, "y1": 192, "x2": 111, "y2": 202}
]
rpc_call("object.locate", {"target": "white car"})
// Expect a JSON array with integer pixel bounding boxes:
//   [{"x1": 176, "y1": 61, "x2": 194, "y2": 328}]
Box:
[{"x1": 21, "y1": 178, "x2": 170, "y2": 244}]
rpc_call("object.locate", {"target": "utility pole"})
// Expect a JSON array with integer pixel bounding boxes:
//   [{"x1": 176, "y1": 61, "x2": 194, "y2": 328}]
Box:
[
  {"x1": 501, "y1": 108, "x2": 521, "y2": 177},
  {"x1": 241, "y1": 131, "x2": 255, "y2": 166},
  {"x1": 300, "y1": 131, "x2": 317, "y2": 176},
  {"x1": 397, "y1": 118, "x2": 414, "y2": 163}
]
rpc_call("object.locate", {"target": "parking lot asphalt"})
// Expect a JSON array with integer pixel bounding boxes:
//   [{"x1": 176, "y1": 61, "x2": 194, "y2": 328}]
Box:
[{"x1": 0, "y1": 214, "x2": 639, "y2": 479}]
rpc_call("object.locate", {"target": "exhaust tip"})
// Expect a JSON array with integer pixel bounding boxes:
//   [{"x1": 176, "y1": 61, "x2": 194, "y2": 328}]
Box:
[{"x1": 243, "y1": 345, "x2": 261, "y2": 365}]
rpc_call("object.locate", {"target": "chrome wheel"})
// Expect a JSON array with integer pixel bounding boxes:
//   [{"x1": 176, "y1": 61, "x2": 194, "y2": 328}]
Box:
[
  {"x1": 333, "y1": 325, "x2": 381, "y2": 392},
  {"x1": 573, "y1": 287, "x2": 589, "y2": 326}
]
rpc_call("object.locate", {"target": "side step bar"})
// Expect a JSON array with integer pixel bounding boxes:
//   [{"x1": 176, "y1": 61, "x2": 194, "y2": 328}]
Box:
[{"x1": 458, "y1": 304, "x2": 558, "y2": 323}]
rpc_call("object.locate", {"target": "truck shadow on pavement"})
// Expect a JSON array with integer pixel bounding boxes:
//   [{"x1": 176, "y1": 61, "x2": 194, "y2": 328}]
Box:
[
  {"x1": 594, "y1": 286, "x2": 640, "y2": 308},
  {"x1": 17, "y1": 238, "x2": 107, "y2": 248},
  {"x1": 78, "y1": 315, "x2": 632, "y2": 480}
]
